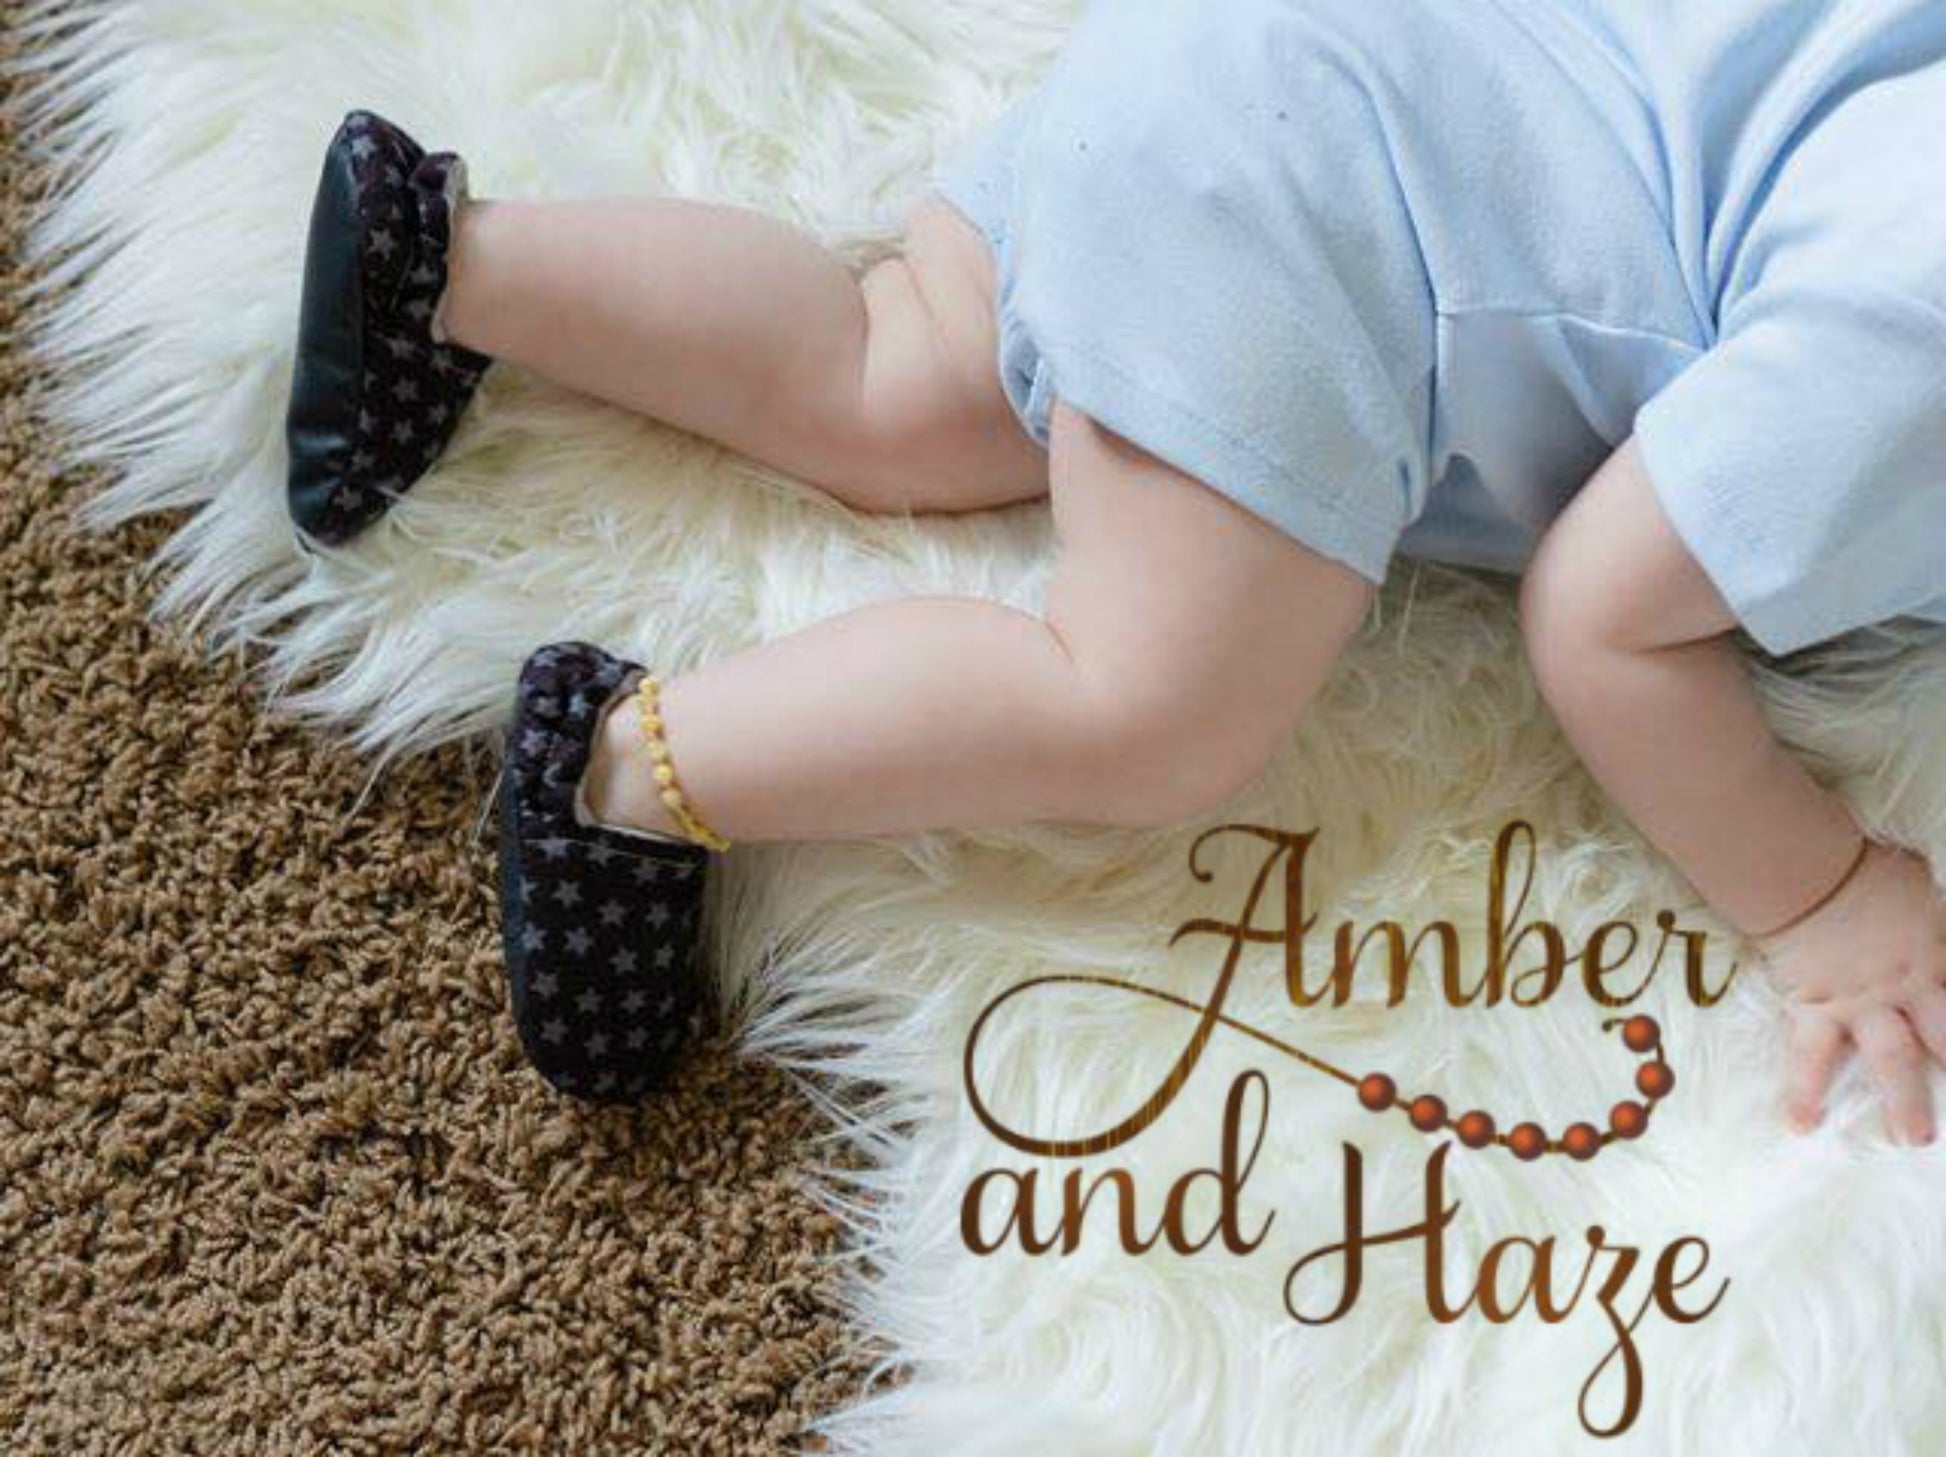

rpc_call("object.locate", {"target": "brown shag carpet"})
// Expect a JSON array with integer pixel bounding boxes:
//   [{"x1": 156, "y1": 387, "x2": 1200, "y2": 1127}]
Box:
[{"x1": 0, "y1": 26, "x2": 863, "y2": 1456}]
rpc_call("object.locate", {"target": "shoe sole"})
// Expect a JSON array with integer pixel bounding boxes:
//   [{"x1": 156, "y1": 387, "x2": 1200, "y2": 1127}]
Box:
[{"x1": 285, "y1": 114, "x2": 370, "y2": 546}]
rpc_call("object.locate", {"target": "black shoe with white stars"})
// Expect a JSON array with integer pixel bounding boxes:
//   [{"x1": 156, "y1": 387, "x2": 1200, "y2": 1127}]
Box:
[
  {"x1": 285, "y1": 108, "x2": 492, "y2": 548},
  {"x1": 497, "y1": 642, "x2": 715, "y2": 1103}
]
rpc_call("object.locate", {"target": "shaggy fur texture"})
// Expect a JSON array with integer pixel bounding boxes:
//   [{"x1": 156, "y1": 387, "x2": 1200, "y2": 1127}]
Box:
[{"x1": 18, "y1": 2, "x2": 1946, "y2": 1451}]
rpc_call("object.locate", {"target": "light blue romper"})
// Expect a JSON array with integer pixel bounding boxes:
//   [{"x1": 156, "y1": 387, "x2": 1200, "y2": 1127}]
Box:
[{"x1": 933, "y1": 0, "x2": 1946, "y2": 656}]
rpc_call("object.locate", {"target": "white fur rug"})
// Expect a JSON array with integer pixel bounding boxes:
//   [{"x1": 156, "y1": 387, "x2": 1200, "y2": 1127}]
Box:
[{"x1": 20, "y1": 3, "x2": 1946, "y2": 1452}]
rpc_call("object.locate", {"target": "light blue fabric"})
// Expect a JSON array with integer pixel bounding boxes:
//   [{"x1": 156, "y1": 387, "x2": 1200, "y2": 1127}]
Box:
[{"x1": 933, "y1": 0, "x2": 1946, "y2": 656}]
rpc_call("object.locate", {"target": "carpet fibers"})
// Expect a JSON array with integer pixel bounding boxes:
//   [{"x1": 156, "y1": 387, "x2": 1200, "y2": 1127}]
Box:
[{"x1": 0, "y1": 24, "x2": 865, "y2": 1454}]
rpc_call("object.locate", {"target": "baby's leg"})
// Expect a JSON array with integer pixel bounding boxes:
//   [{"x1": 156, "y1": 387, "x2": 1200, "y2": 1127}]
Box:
[
  {"x1": 581, "y1": 403, "x2": 1374, "y2": 842},
  {"x1": 439, "y1": 195, "x2": 1045, "y2": 514}
]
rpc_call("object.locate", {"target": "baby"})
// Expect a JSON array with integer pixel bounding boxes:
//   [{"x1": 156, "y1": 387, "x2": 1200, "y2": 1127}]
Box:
[{"x1": 284, "y1": 0, "x2": 1946, "y2": 1136}]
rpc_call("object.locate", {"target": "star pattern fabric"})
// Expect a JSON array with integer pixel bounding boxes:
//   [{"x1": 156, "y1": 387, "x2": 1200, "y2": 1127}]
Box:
[
  {"x1": 497, "y1": 642, "x2": 715, "y2": 1103},
  {"x1": 288, "y1": 110, "x2": 491, "y2": 546}
]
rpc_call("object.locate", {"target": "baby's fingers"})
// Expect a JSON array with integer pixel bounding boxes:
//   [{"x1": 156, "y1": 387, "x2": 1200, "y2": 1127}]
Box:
[
  {"x1": 1904, "y1": 985, "x2": 1946, "y2": 1070},
  {"x1": 1852, "y1": 1009, "x2": 1935, "y2": 1146},
  {"x1": 1784, "y1": 1007, "x2": 1847, "y2": 1134}
]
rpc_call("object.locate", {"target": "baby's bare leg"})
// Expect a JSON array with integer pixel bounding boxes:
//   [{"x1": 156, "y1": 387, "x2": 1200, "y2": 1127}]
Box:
[
  {"x1": 580, "y1": 403, "x2": 1373, "y2": 842},
  {"x1": 439, "y1": 194, "x2": 1046, "y2": 514},
  {"x1": 1523, "y1": 440, "x2": 1946, "y2": 1144}
]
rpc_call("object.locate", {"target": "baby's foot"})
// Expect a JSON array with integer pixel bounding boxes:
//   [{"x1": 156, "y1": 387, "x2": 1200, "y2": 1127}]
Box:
[
  {"x1": 1760, "y1": 837, "x2": 1946, "y2": 1144},
  {"x1": 498, "y1": 642, "x2": 716, "y2": 1103},
  {"x1": 285, "y1": 109, "x2": 492, "y2": 547},
  {"x1": 578, "y1": 674, "x2": 693, "y2": 842}
]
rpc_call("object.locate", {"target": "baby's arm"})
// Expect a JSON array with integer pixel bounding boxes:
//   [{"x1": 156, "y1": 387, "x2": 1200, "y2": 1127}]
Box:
[{"x1": 1520, "y1": 440, "x2": 1946, "y2": 1145}]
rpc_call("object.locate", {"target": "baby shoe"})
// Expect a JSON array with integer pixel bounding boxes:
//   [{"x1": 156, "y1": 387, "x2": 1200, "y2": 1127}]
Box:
[
  {"x1": 285, "y1": 109, "x2": 492, "y2": 547},
  {"x1": 498, "y1": 642, "x2": 715, "y2": 1103}
]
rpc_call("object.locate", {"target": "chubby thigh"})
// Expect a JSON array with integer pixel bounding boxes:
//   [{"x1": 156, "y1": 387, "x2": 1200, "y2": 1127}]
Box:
[{"x1": 873, "y1": 196, "x2": 1051, "y2": 508}]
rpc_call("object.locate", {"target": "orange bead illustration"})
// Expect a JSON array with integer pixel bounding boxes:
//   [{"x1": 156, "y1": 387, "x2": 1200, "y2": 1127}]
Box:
[
  {"x1": 1636, "y1": 1061, "x2": 1676, "y2": 1101},
  {"x1": 1508, "y1": 1123, "x2": 1548, "y2": 1161},
  {"x1": 1562, "y1": 1122, "x2": 1602, "y2": 1161},
  {"x1": 1622, "y1": 1015, "x2": 1661, "y2": 1054},
  {"x1": 1358, "y1": 1073, "x2": 1397, "y2": 1112},
  {"x1": 1456, "y1": 1111, "x2": 1496, "y2": 1149}
]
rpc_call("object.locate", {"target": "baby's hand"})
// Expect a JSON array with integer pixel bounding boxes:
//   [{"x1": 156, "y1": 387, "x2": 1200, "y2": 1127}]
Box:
[{"x1": 1760, "y1": 841, "x2": 1946, "y2": 1145}]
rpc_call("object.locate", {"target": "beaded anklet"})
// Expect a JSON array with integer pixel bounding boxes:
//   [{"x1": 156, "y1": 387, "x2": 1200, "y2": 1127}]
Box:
[{"x1": 634, "y1": 675, "x2": 732, "y2": 854}]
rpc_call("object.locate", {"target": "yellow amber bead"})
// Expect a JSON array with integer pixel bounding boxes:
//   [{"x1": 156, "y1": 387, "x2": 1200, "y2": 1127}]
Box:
[
  {"x1": 654, "y1": 763, "x2": 676, "y2": 787},
  {"x1": 660, "y1": 787, "x2": 685, "y2": 811}
]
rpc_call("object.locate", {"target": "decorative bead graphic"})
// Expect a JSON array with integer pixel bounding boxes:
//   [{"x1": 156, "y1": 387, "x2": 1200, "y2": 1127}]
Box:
[
  {"x1": 985, "y1": 973, "x2": 1677, "y2": 1167},
  {"x1": 1610, "y1": 1101, "x2": 1649, "y2": 1140},
  {"x1": 1456, "y1": 1110, "x2": 1496, "y2": 1149},
  {"x1": 1358, "y1": 1072, "x2": 1398, "y2": 1112},
  {"x1": 1622, "y1": 1015, "x2": 1661, "y2": 1054},
  {"x1": 1346, "y1": 1015, "x2": 1674, "y2": 1162},
  {"x1": 1508, "y1": 1123, "x2": 1548, "y2": 1161},
  {"x1": 1409, "y1": 1094, "x2": 1448, "y2": 1132},
  {"x1": 1636, "y1": 1061, "x2": 1676, "y2": 1101},
  {"x1": 1562, "y1": 1123, "x2": 1601, "y2": 1161}
]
